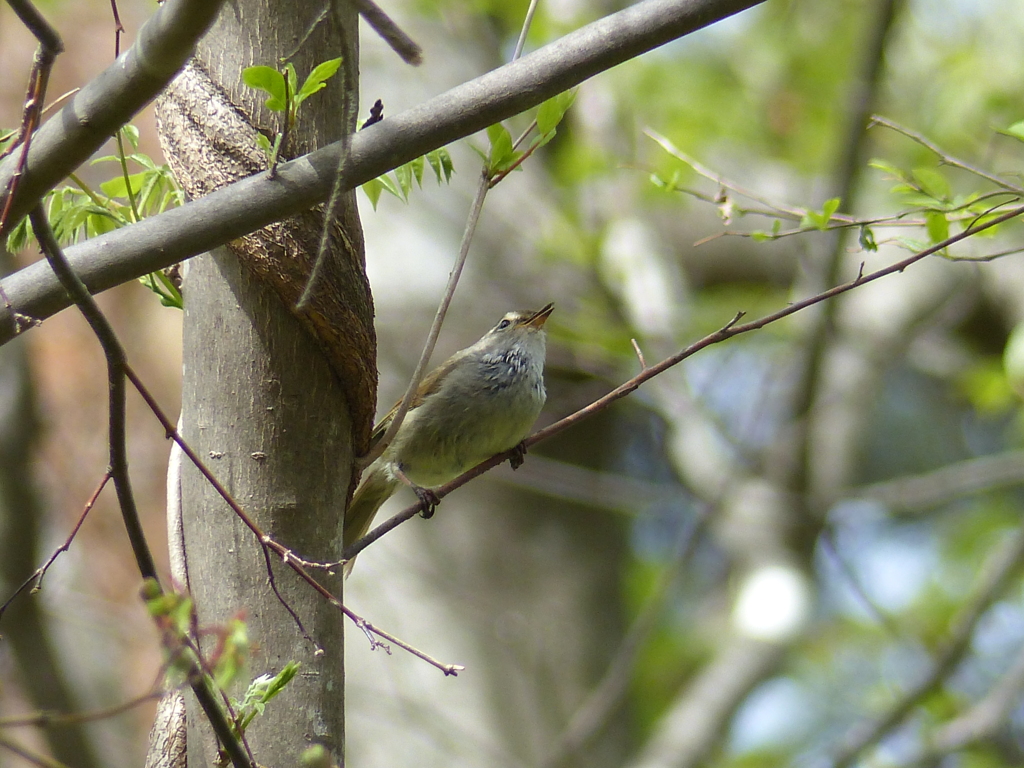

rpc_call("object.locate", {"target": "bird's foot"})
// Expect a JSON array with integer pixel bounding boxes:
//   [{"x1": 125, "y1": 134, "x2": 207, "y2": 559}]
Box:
[
  {"x1": 509, "y1": 440, "x2": 529, "y2": 471},
  {"x1": 414, "y1": 486, "x2": 440, "y2": 519}
]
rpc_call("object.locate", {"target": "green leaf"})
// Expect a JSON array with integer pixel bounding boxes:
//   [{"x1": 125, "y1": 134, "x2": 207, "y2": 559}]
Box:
[
  {"x1": 255, "y1": 133, "x2": 273, "y2": 157},
  {"x1": 486, "y1": 123, "x2": 515, "y2": 171},
  {"x1": 243, "y1": 66, "x2": 288, "y2": 112},
  {"x1": 427, "y1": 148, "x2": 454, "y2": 182},
  {"x1": 997, "y1": 120, "x2": 1024, "y2": 143},
  {"x1": 285, "y1": 63, "x2": 298, "y2": 104},
  {"x1": 394, "y1": 162, "x2": 413, "y2": 199},
  {"x1": 409, "y1": 155, "x2": 425, "y2": 187},
  {"x1": 362, "y1": 177, "x2": 384, "y2": 209},
  {"x1": 912, "y1": 167, "x2": 951, "y2": 201},
  {"x1": 897, "y1": 191, "x2": 948, "y2": 208},
  {"x1": 6, "y1": 216, "x2": 31, "y2": 253},
  {"x1": 213, "y1": 618, "x2": 249, "y2": 691},
  {"x1": 822, "y1": 197, "x2": 841, "y2": 220},
  {"x1": 859, "y1": 225, "x2": 878, "y2": 252},
  {"x1": 120, "y1": 124, "x2": 140, "y2": 150},
  {"x1": 536, "y1": 89, "x2": 577, "y2": 136},
  {"x1": 868, "y1": 158, "x2": 905, "y2": 178},
  {"x1": 295, "y1": 57, "x2": 342, "y2": 106},
  {"x1": 100, "y1": 172, "x2": 147, "y2": 199},
  {"x1": 377, "y1": 174, "x2": 403, "y2": 200},
  {"x1": 925, "y1": 211, "x2": 949, "y2": 243},
  {"x1": 129, "y1": 152, "x2": 159, "y2": 171},
  {"x1": 801, "y1": 197, "x2": 841, "y2": 231},
  {"x1": 88, "y1": 211, "x2": 120, "y2": 236},
  {"x1": 533, "y1": 129, "x2": 558, "y2": 150},
  {"x1": 234, "y1": 662, "x2": 301, "y2": 733}
]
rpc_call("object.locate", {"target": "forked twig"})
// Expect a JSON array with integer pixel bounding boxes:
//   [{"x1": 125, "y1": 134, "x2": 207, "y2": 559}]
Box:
[{"x1": 341, "y1": 604, "x2": 465, "y2": 676}]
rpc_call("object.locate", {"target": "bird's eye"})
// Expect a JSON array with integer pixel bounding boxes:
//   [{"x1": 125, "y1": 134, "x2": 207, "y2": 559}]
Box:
[{"x1": 496, "y1": 319, "x2": 512, "y2": 330}]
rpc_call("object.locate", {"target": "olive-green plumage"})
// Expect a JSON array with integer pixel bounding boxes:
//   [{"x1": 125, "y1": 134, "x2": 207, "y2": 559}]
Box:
[{"x1": 343, "y1": 303, "x2": 553, "y2": 574}]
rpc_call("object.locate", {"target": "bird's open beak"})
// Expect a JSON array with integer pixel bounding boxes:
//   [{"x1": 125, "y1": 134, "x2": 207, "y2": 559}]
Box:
[{"x1": 525, "y1": 302, "x2": 554, "y2": 328}]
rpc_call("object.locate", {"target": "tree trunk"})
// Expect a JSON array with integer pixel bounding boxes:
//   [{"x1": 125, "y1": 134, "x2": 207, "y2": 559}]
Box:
[{"x1": 154, "y1": 2, "x2": 369, "y2": 765}]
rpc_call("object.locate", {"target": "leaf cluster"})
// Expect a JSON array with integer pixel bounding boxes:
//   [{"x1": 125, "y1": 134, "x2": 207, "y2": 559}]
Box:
[{"x1": 5, "y1": 125, "x2": 184, "y2": 308}]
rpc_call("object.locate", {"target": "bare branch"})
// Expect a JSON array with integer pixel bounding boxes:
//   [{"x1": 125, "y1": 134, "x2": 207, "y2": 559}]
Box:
[
  {"x1": 125, "y1": 363, "x2": 460, "y2": 674},
  {"x1": 350, "y1": 0, "x2": 423, "y2": 65},
  {"x1": 0, "y1": 734, "x2": 72, "y2": 768},
  {"x1": 850, "y1": 449, "x2": 1024, "y2": 514},
  {"x1": 29, "y1": 206, "x2": 157, "y2": 581},
  {"x1": 0, "y1": 0, "x2": 766, "y2": 346},
  {"x1": 0, "y1": 0, "x2": 224, "y2": 233},
  {"x1": 0, "y1": 0, "x2": 63, "y2": 242},
  {"x1": 0, "y1": 686, "x2": 164, "y2": 728}
]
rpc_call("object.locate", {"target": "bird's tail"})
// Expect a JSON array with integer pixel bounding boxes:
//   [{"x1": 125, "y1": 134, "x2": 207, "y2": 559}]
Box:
[{"x1": 343, "y1": 467, "x2": 397, "y2": 576}]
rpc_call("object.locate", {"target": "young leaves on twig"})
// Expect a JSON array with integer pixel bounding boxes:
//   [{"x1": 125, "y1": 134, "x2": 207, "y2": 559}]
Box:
[
  {"x1": 361, "y1": 148, "x2": 454, "y2": 209},
  {"x1": 475, "y1": 89, "x2": 577, "y2": 184},
  {"x1": 243, "y1": 58, "x2": 343, "y2": 168},
  {"x1": 5, "y1": 125, "x2": 184, "y2": 308}
]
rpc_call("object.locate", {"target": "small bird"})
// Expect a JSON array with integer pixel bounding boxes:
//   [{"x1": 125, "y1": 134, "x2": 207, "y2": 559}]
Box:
[{"x1": 343, "y1": 303, "x2": 553, "y2": 572}]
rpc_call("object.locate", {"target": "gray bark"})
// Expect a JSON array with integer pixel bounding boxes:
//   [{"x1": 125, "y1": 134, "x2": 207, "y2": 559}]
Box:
[
  {"x1": 154, "y1": 1, "x2": 366, "y2": 766},
  {"x1": 179, "y1": 250, "x2": 350, "y2": 766}
]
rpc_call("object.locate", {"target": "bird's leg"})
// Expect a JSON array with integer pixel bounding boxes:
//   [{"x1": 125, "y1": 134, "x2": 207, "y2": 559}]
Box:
[
  {"x1": 509, "y1": 440, "x2": 529, "y2": 470},
  {"x1": 394, "y1": 466, "x2": 439, "y2": 519}
]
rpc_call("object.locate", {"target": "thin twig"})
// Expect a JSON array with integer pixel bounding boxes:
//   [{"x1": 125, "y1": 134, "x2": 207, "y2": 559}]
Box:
[
  {"x1": 358, "y1": 171, "x2": 489, "y2": 469},
  {"x1": 0, "y1": 1, "x2": 63, "y2": 240},
  {"x1": 108, "y1": 0, "x2": 125, "y2": 56},
  {"x1": 851, "y1": 449, "x2": 1024, "y2": 514},
  {"x1": 0, "y1": 686, "x2": 164, "y2": 728},
  {"x1": 630, "y1": 338, "x2": 647, "y2": 370},
  {"x1": 358, "y1": 3, "x2": 543, "y2": 469},
  {"x1": 295, "y1": 0, "x2": 357, "y2": 311},
  {"x1": 341, "y1": 605, "x2": 465, "y2": 676},
  {"x1": 512, "y1": 0, "x2": 540, "y2": 60},
  {"x1": 150, "y1": 596, "x2": 258, "y2": 768},
  {"x1": 343, "y1": 204, "x2": 1024, "y2": 561},
  {"x1": 913, "y1": 640, "x2": 1024, "y2": 764},
  {"x1": 871, "y1": 114, "x2": 1024, "y2": 196},
  {"x1": 0, "y1": 735, "x2": 71, "y2": 768},
  {"x1": 350, "y1": 0, "x2": 423, "y2": 65},
  {"x1": 818, "y1": 529, "x2": 903, "y2": 638},
  {"x1": 0, "y1": 473, "x2": 110, "y2": 620},
  {"x1": 29, "y1": 207, "x2": 158, "y2": 582},
  {"x1": 0, "y1": 0, "x2": 63, "y2": 317},
  {"x1": 259, "y1": 541, "x2": 317, "y2": 651},
  {"x1": 646, "y1": 129, "x2": 810, "y2": 221}
]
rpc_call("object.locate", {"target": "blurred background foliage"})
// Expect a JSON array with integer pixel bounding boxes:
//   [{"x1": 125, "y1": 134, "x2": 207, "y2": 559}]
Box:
[{"x1": 5, "y1": 0, "x2": 1024, "y2": 767}]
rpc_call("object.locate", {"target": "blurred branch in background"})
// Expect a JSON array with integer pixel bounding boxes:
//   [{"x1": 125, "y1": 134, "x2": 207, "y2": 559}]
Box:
[
  {"x1": 0, "y1": 246, "x2": 102, "y2": 768},
  {"x1": 831, "y1": 521, "x2": 1024, "y2": 768},
  {"x1": 852, "y1": 449, "x2": 1024, "y2": 515}
]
